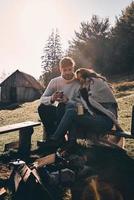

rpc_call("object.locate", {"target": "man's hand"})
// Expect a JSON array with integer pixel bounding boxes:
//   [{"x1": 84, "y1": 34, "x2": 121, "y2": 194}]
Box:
[
  {"x1": 51, "y1": 91, "x2": 60, "y2": 103},
  {"x1": 58, "y1": 94, "x2": 69, "y2": 103},
  {"x1": 51, "y1": 91, "x2": 68, "y2": 103}
]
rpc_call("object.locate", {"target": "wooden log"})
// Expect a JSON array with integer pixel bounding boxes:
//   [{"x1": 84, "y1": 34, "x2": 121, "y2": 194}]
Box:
[
  {"x1": 34, "y1": 153, "x2": 56, "y2": 168},
  {"x1": 0, "y1": 187, "x2": 7, "y2": 199}
]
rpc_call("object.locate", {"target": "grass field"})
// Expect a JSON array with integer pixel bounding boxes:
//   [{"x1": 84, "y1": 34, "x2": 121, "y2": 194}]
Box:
[
  {"x1": 0, "y1": 79, "x2": 134, "y2": 157},
  {"x1": 0, "y1": 99, "x2": 42, "y2": 153},
  {"x1": 0, "y1": 78, "x2": 134, "y2": 200}
]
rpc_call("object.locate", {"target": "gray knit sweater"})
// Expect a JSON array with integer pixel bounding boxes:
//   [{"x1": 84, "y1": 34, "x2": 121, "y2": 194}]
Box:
[{"x1": 40, "y1": 76, "x2": 80, "y2": 105}]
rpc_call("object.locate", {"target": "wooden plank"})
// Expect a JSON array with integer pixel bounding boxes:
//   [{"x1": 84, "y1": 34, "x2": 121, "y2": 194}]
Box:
[
  {"x1": 34, "y1": 153, "x2": 56, "y2": 168},
  {"x1": 110, "y1": 130, "x2": 134, "y2": 139},
  {"x1": 0, "y1": 121, "x2": 41, "y2": 134},
  {"x1": 0, "y1": 187, "x2": 7, "y2": 196}
]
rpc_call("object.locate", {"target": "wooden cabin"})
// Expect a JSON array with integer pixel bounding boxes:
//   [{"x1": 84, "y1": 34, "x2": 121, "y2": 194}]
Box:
[{"x1": 0, "y1": 70, "x2": 44, "y2": 103}]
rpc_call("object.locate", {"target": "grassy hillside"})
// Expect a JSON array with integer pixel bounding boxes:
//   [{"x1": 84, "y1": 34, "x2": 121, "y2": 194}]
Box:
[
  {"x1": 0, "y1": 78, "x2": 134, "y2": 156},
  {"x1": 0, "y1": 99, "x2": 42, "y2": 152}
]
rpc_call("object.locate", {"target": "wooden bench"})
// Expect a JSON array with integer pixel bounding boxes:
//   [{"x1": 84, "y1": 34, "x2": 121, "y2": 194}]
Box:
[{"x1": 0, "y1": 121, "x2": 41, "y2": 156}]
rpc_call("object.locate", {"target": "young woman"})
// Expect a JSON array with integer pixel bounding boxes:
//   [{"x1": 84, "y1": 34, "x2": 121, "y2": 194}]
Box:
[
  {"x1": 75, "y1": 68, "x2": 119, "y2": 132},
  {"x1": 75, "y1": 68, "x2": 124, "y2": 145}
]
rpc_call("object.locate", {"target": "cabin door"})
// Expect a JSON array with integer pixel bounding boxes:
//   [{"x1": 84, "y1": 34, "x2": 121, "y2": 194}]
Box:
[{"x1": 10, "y1": 87, "x2": 17, "y2": 102}]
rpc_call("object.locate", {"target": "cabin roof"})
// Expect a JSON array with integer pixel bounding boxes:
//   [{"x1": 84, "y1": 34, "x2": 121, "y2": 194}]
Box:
[{"x1": 0, "y1": 69, "x2": 44, "y2": 90}]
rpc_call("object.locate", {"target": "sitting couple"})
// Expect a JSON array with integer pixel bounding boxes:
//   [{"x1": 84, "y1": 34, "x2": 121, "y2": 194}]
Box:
[{"x1": 38, "y1": 57, "x2": 122, "y2": 153}]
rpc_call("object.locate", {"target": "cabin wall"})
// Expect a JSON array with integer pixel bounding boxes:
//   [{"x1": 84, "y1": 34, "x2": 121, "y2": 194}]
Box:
[
  {"x1": 1, "y1": 83, "x2": 13, "y2": 102},
  {"x1": 1, "y1": 86, "x2": 41, "y2": 103},
  {"x1": 15, "y1": 73, "x2": 31, "y2": 87},
  {"x1": 16, "y1": 87, "x2": 41, "y2": 102},
  {"x1": 0, "y1": 72, "x2": 16, "y2": 102}
]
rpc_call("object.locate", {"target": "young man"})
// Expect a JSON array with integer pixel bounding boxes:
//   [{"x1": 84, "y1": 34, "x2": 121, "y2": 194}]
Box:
[{"x1": 38, "y1": 57, "x2": 80, "y2": 140}]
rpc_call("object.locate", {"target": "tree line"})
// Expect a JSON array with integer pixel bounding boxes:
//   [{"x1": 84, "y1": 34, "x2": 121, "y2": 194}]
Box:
[{"x1": 40, "y1": 1, "x2": 134, "y2": 86}]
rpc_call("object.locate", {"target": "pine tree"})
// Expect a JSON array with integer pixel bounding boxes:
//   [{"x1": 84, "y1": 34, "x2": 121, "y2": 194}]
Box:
[
  {"x1": 68, "y1": 15, "x2": 110, "y2": 73},
  {"x1": 41, "y1": 29, "x2": 63, "y2": 86},
  {"x1": 109, "y1": 1, "x2": 134, "y2": 74}
]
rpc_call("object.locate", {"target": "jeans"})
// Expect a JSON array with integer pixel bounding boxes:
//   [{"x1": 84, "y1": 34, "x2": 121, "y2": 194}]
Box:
[
  {"x1": 77, "y1": 112, "x2": 113, "y2": 136},
  {"x1": 38, "y1": 103, "x2": 65, "y2": 138},
  {"x1": 51, "y1": 103, "x2": 77, "y2": 141},
  {"x1": 50, "y1": 103, "x2": 113, "y2": 142}
]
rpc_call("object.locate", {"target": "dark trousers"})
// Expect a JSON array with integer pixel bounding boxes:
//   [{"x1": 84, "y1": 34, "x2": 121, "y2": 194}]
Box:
[{"x1": 38, "y1": 103, "x2": 65, "y2": 139}]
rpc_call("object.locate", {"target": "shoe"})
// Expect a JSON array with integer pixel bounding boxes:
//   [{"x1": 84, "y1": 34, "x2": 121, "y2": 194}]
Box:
[
  {"x1": 37, "y1": 140, "x2": 46, "y2": 148},
  {"x1": 61, "y1": 140, "x2": 77, "y2": 152},
  {"x1": 44, "y1": 139, "x2": 58, "y2": 148},
  {"x1": 37, "y1": 139, "x2": 59, "y2": 155}
]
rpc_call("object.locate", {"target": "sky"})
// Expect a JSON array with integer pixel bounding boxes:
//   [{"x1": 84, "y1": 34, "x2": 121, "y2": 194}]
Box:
[{"x1": 0, "y1": 0, "x2": 133, "y2": 81}]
